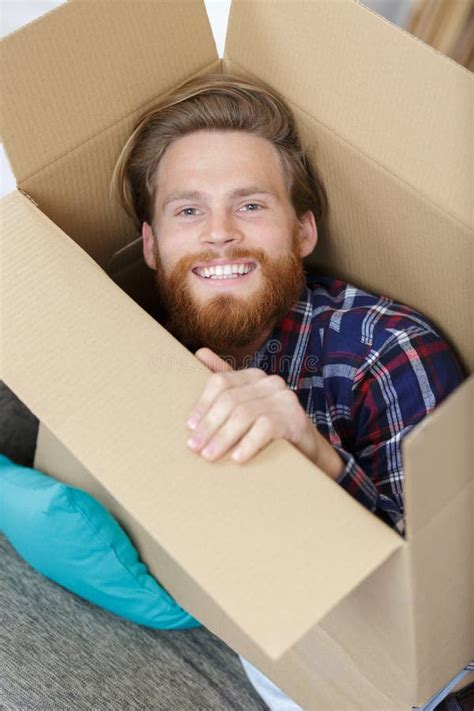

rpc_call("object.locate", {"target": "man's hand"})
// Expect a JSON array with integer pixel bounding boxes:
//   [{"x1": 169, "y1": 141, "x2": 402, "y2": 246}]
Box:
[{"x1": 188, "y1": 348, "x2": 345, "y2": 480}]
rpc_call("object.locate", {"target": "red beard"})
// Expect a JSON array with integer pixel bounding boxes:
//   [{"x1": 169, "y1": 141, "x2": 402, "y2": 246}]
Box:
[{"x1": 153, "y1": 228, "x2": 305, "y2": 358}]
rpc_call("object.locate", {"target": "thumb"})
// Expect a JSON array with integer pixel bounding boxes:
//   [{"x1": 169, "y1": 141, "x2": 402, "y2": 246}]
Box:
[{"x1": 195, "y1": 347, "x2": 234, "y2": 372}]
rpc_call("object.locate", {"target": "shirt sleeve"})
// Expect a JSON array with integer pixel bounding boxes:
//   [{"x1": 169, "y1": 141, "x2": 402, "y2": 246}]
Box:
[{"x1": 333, "y1": 326, "x2": 466, "y2": 536}]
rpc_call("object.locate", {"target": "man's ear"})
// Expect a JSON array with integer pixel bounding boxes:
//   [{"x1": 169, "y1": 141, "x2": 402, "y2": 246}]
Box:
[
  {"x1": 142, "y1": 222, "x2": 157, "y2": 270},
  {"x1": 297, "y1": 211, "x2": 318, "y2": 259}
]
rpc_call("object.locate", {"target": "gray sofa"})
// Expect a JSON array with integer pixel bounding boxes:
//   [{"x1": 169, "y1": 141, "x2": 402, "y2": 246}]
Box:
[{"x1": 0, "y1": 382, "x2": 267, "y2": 710}]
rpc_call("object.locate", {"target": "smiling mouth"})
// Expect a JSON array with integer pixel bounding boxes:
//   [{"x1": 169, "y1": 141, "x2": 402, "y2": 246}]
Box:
[{"x1": 192, "y1": 263, "x2": 258, "y2": 281}]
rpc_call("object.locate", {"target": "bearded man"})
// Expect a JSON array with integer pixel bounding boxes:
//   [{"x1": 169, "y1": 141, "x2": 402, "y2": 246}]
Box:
[{"x1": 111, "y1": 73, "x2": 466, "y2": 710}]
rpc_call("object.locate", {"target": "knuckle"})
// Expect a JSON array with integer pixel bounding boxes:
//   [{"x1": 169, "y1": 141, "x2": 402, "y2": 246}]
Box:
[
  {"x1": 232, "y1": 403, "x2": 253, "y2": 424},
  {"x1": 286, "y1": 388, "x2": 299, "y2": 402},
  {"x1": 257, "y1": 414, "x2": 274, "y2": 433},
  {"x1": 249, "y1": 368, "x2": 266, "y2": 380},
  {"x1": 211, "y1": 372, "x2": 229, "y2": 389},
  {"x1": 267, "y1": 374, "x2": 287, "y2": 390},
  {"x1": 219, "y1": 390, "x2": 237, "y2": 410},
  {"x1": 279, "y1": 388, "x2": 299, "y2": 407}
]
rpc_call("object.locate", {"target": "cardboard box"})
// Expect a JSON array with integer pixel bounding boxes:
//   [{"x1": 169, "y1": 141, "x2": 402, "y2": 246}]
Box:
[{"x1": 1, "y1": 1, "x2": 472, "y2": 708}]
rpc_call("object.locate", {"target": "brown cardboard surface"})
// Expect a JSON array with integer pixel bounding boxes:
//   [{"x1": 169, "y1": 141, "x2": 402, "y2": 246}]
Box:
[
  {"x1": 295, "y1": 105, "x2": 472, "y2": 374},
  {"x1": 1, "y1": 190, "x2": 402, "y2": 660},
  {"x1": 1, "y1": 0, "x2": 473, "y2": 706},
  {"x1": 33, "y1": 429, "x2": 414, "y2": 711},
  {"x1": 0, "y1": 0, "x2": 217, "y2": 182},
  {"x1": 225, "y1": 0, "x2": 472, "y2": 226},
  {"x1": 16, "y1": 60, "x2": 222, "y2": 269},
  {"x1": 0, "y1": 0, "x2": 221, "y2": 267},
  {"x1": 225, "y1": 0, "x2": 473, "y2": 377},
  {"x1": 288, "y1": 548, "x2": 416, "y2": 709},
  {"x1": 403, "y1": 377, "x2": 474, "y2": 699},
  {"x1": 408, "y1": 482, "x2": 473, "y2": 701},
  {"x1": 404, "y1": 375, "x2": 473, "y2": 536},
  {"x1": 241, "y1": 552, "x2": 414, "y2": 711},
  {"x1": 33, "y1": 421, "x2": 410, "y2": 711},
  {"x1": 268, "y1": 371, "x2": 474, "y2": 707},
  {"x1": 224, "y1": 4, "x2": 473, "y2": 373}
]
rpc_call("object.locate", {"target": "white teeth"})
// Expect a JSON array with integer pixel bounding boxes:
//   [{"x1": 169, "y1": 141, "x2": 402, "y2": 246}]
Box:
[
  {"x1": 194, "y1": 262, "x2": 255, "y2": 279},
  {"x1": 210, "y1": 274, "x2": 239, "y2": 279}
]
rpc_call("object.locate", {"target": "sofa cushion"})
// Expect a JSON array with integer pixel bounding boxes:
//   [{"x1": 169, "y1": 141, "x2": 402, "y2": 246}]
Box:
[{"x1": 0, "y1": 454, "x2": 200, "y2": 630}]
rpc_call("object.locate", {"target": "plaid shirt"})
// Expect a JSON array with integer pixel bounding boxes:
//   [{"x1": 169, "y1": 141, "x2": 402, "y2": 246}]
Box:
[{"x1": 247, "y1": 272, "x2": 466, "y2": 536}]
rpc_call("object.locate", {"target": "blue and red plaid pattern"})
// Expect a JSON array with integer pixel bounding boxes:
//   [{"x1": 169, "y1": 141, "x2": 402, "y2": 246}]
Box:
[{"x1": 247, "y1": 272, "x2": 466, "y2": 536}]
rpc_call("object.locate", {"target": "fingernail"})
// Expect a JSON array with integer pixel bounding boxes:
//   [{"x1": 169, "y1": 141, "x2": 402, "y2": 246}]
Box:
[
  {"x1": 187, "y1": 436, "x2": 199, "y2": 450},
  {"x1": 201, "y1": 445, "x2": 214, "y2": 458}
]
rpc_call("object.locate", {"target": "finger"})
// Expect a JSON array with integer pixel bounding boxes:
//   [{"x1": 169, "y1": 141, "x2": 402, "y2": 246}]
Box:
[
  {"x1": 197, "y1": 403, "x2": 258, "y2": 461},
  {"x1": 231, "y1": 415, "x2": 280, "y2": 463},
  {"x1": 198, "y1": 398, "x2": 281, "y2": 461},
  {"x1": 194, "y1": 348, "x2": 234, "y2": 373},
  {"x1": 187, "y1": 374, "x2": 287, "y2": 444},
  {"x1": 187, "y1": 368, "x2": 266, "y2": 429}
]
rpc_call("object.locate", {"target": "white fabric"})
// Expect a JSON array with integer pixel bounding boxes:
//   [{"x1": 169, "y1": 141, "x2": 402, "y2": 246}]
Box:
[
  {"x1": 239, "y1": 655, "x2": 302, "y2": 711},
  {"x1": 239, "y1": 654, "x2": 474, "y2": 711}
]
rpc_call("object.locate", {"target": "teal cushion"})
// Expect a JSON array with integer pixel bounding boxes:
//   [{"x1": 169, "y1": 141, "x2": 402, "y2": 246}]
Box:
[{"x1": 0, "y1": 454, "x2": 200, "y2": 630}]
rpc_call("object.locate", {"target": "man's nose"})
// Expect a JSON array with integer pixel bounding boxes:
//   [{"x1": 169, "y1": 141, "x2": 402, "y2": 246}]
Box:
[{"x1": 200, "y1": 210, "x2": 242, "y2": 245}]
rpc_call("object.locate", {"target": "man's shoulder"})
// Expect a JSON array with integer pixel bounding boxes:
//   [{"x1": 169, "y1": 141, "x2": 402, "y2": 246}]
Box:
[{"x1": 304, "y1": 271, "x2": 441, "y2": 353}]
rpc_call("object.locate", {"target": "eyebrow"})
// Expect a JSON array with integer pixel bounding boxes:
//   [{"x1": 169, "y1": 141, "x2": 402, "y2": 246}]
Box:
[{"x1": 161, "y1": 186, "x2": 276, "y2": 210}]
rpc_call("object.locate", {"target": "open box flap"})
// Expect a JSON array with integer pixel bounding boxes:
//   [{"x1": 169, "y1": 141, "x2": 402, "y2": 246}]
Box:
[
  {"x1": 225, "y1": 0, "x2": 473, "y2": 376},
  {"x1": 402, "y1": 376, "x2": 473, "y2": 696},
  {"x1": 0, "y1": 0, "x2": 220, "y2": 267},
  {"x1": 225, "y1": 0, "x2": 471, "y2": 226},
  {"x1": 403, "y1": 375, "x2": 473, "y2": 537},
  {"x1": 0, "y1": 0, "x2": 217, "y2": 184},
  {"x1": 0, "y1": 190, "x2": 403, "y2": 660}
]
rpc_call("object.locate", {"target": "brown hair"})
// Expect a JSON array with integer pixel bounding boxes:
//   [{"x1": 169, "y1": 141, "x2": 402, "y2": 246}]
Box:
[{"x1": 110, "y1": 73, "x2": 327, "y2": 231}]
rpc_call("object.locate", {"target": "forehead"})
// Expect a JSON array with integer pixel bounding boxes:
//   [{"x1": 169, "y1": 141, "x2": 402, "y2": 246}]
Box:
[{"x1": 155, "y1": 130, "x2": 288, "y2": 198}]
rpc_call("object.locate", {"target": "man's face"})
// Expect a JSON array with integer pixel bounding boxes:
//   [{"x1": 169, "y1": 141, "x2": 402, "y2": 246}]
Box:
[{"x1": 142, "y1": 130, "x2": 317, "y2": 358}]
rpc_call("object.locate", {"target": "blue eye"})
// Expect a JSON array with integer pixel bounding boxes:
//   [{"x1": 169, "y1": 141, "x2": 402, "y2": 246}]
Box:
[
  {"x1": 241, "y1": 203, "x2": 262, "y2": 212},
  {"x1": 178, "y1": 207, "x2": 198, "y2": 216}
]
